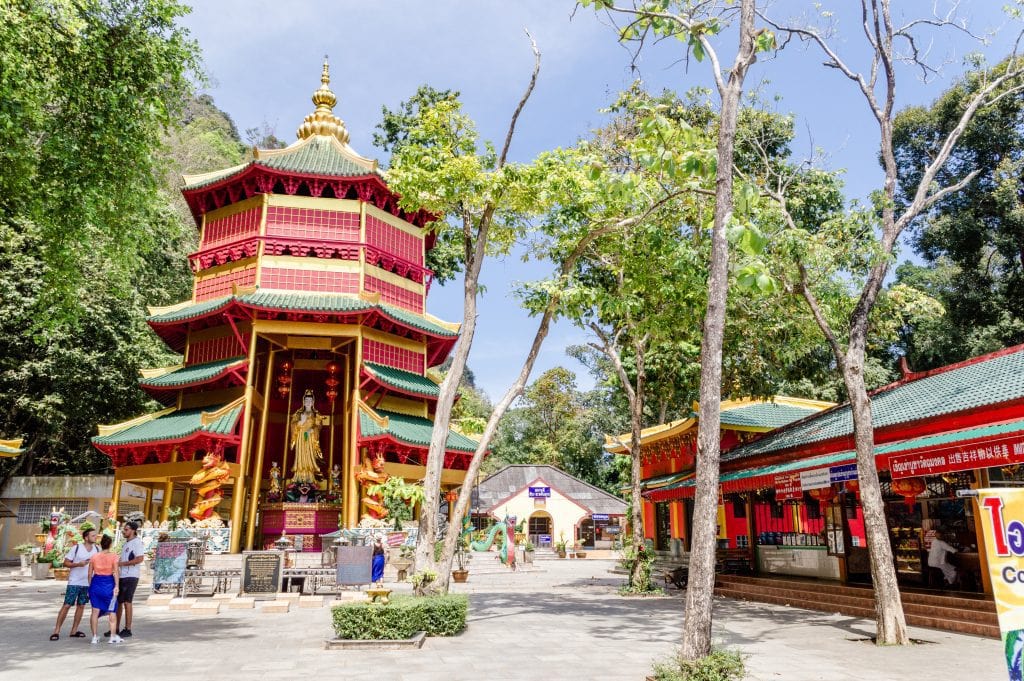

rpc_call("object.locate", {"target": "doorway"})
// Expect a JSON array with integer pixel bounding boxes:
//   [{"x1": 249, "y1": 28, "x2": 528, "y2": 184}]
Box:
[
  {"x1": 655, "y1": 502, "x2": 671, "y2": 551},
  {"x1": 528, "y1": 512, "x2": 552, "y2": 548}
]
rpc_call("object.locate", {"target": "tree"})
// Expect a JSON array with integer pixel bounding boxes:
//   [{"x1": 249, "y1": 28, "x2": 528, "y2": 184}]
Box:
[
  {"x1": 893, "y1": 57, "x2": 1024, "y2": 369},
  {"x1": 763, "y1": 1, "x2": 1024, "y2": 645}
]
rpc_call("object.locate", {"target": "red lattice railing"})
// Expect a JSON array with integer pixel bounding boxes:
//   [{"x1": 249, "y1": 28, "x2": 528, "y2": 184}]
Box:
[
  {"x1": 363, "y1": 338, "x2": 424, "y2": 374},
  {"x1": 188, "y1": 334, "x2": 249, "y2": 365},
  {"x1": 260, "y1": 267, "x2": 358, "y2": 294},
  {"x1": 266, "y1": 206, "x2": 360, "y2": 242},
  {"x1": 366, "y1": 215, "x2": 422, "y2": 266},
  {"x1": 194, "y1": 267, "x2": 257, "y2": 302},
  {"x1": 364, "y1": 275, "x2": 422, "y2": 313},
  {"x1": 202, "y1": 208, "x2": 261, "y2": 248}
]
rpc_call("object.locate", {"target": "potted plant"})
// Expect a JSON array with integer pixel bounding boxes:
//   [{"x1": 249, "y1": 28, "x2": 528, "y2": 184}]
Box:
[
  {"x1": 33, "y1": 549, "x2": 59, "y2": 580},
  {"x1": 14, "y1": 543, "x2": 35, "y2": 570},
  {"x1": 523, "y1": 541, "x2": 535, "y2": 564},
  {"x1": 554, "y1": 537, "x2": 568, "y2": 559},
  {"x1": 392, "y1": 545, "x2": 414, "y2": 582},
  {"x1": 574, "y1": 541, "x2": 587, "y2": 560},
  {"x1": 452, "y1": 535, "x2": 470, "y2": 583}
]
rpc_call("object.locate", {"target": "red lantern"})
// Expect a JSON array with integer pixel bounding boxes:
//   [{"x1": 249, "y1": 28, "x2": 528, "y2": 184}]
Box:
[
  {"x1": 844, "y1": 479, "x2": 860, "y2": 500},
  {"x1": 277, "y1": 358, "x2": 294, "y2": 399},
  {"x1": 324, "y1": 359, "x2": 340, "y2": 403},
  {"x1": 445, "y1": 489, "x2": 459, "y2": 503},
  {"x1": 808, "y1": 485, "x2": 837, "y2": 512},
  {"x1": 891, "y1": 477, "x2": 926, "y2": 511}
]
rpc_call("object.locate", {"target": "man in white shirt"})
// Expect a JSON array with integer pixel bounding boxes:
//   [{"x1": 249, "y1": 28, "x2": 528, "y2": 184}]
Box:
[
  {"x1": 114, "y1": 521, "x2": 145, "y2": 638},
  {"x1": 928, "y1": 529, "x2": 959, "y2": 586},
  {"x1": 49, "y1": 527, "x2": 98, "y2": 641}
]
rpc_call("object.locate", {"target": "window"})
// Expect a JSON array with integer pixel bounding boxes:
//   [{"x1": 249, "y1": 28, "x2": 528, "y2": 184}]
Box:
[
  {"x1": 731, "y1": 498, "x2": 747, "y2": 518},
  {"x1": 736, "y1": 534, "x2": 749, "y2": 548},
  {"x1": 16, "y1": 499, "x2": 87, "y2": 525},
  {"x1": 770, "y1": 501, "x2": 784, "y2": 519},
  {"x1": 806, "y1": 502, "x2": 822, "y2": 520}
]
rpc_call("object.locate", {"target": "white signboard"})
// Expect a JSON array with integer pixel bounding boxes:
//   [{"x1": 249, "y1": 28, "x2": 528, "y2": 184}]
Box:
[{"x1": 799, "y1": 468, "x2": 831, "y2": 491}]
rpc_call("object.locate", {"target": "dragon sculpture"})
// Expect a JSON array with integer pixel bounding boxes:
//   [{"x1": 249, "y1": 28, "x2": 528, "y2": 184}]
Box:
[
  {"x1": 354, "y1": 452, "x2": 389, "y2": 521},
  {"x1": 470, "y1": 518, "x2": 514, "y2": 565},
  {"x1": 189, "y1": 447, "x2": 231, "y2": 521}
]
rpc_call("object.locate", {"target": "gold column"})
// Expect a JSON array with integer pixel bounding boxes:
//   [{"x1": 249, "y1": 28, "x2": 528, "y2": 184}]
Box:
[
  {"x1": 973, "y1": 469, "x2": 993, "y2": 595},
  {"x1": 143, "y1": 488, "x2": 153, "y2": 520},
  {"x1": 182, "y1": 487, "x2": 192, "y2": 517},
  {"x1": 229, "y1": 334, "x2": 260, "y2": 553},
  {"x1": 110, "y1": 480, "x2": 122, "y2": 519},
  {"x1": 345, "y1": 354, "x2": 361, "y2": 528},
  {"x1": 339, "y1": 358, "x2": 350, "y2": 500},
  {"x1": 158, "y1": 448, "x2": 179, "y2": 524},
  {"x1": 246, "y1": 348, "x2": 277, "y2": 550},
  {"x1": 280, "y1": 354, "x2": 294, "y2": 478}
]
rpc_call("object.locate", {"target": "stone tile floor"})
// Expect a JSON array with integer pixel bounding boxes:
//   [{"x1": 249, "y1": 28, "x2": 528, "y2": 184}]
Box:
[{"x1": 0, "y1": 559, "x2": 1004, "y2": 680}]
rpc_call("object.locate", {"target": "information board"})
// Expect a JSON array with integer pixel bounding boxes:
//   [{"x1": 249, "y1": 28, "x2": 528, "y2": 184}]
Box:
[
  {"x1": 153, "y1": 541, "x2": 188, "y2": 585},
  {"x1": 336, "y1": 545, "x2": 373, "y2": 586},
  {"x1": 528, "y1": 486, "x2": 551, "y2": 498},
  {"x1": 240, "y1": 551, "x2": 283, "y2": 597}
]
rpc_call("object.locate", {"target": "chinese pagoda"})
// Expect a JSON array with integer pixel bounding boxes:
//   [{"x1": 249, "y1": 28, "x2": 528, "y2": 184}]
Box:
[{"x1": 92, "y1": 61, "x2": 477, "y2": 552}]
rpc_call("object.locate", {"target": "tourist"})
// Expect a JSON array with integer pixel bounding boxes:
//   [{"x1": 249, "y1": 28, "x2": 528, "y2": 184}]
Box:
[
  {"x1": 49, "y1": 526, "x2": 98, "y2": 641},
  {"x1": 371, "y1": 535, "x2": 386, "y2": 585},
  {"x1": 928, "y1": 529, "x2": 959, "y2": 586},
  {"x1": 113, "y1": 520, "x2": 145, "y2": 638},
  {"x1": 88, "y1": 534, "x2": 121, "y2": 644}
]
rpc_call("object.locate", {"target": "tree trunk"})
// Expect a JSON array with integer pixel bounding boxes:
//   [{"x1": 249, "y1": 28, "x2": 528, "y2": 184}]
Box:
[
  {"x1": 628, "y1": 382, "x2": 647, "y2": 588},
  {"x1": 681, "y1": 0, "x2": 758, "y2": 661},
  {"x1": 844, "y1": 337, "x2": 910, "y2": 644}
]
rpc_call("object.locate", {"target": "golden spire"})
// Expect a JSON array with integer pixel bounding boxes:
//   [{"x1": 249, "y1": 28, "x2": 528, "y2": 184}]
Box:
[{"x1": 296, "y1": 57, "x2": 350, "y2": 145}]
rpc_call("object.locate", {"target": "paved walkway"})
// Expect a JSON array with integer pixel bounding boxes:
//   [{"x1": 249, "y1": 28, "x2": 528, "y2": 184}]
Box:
[{"x1": 0, "y1": 559, "x2": 1005, "y2": 680}]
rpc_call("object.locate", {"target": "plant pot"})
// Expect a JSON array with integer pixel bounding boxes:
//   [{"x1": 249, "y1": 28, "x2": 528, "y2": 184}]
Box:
[
  {"x1": 19, "y1": 554, "x2": 31, "y2": 570},
  {"x1": 557, "y1": 550, "x2": 566, "y2": 559},
  {"x1": 451, "y1": 568, "x2": 469, "y2": 583},
  {"x1": 31, "y1": 562, "x2": 51, "y2": 580},
  {"x1": 575, "y1": 551, "x2": 587, "y2": 559},
  {"x1": 524, "y1": 551, "x2": 534, "y2": 564},
  {"x1": 35, "y1": 533, "x2": 47, "y2": 544},
  {"x1": 53, "y1": 567, "x2": 70, "y2": 581}
]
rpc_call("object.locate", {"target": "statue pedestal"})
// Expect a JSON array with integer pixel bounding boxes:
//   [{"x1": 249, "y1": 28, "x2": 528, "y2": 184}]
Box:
[{"x1": 261, "y1": 502, "x2": 342, "y2": 552}]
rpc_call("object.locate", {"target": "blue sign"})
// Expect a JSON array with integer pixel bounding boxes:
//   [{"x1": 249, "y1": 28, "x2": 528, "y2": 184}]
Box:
[
  {"x1": 592, "y1": 513, "x2": 610, "y2": 521},
  {"x1": 538, "y1": 534, "x2": 551, "y2": 546},
  {"x1": 528, "y1": 486, "x2": 551, "y2": 498},
  {"x1": 829, "y1": 463, "x2": 858, "y2": 483}
]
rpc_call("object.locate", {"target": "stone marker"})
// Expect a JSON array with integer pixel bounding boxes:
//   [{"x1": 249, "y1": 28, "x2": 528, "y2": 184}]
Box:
[
  {"x1": 299, "y1": 596, "x2": 325, "y2": 608},
  {"x1": 261, "y1": 601, "x2": 290, "y2": 613},
  {"x1": 227, "y1": 597, "x2": 255, "y2": 609},
  {"x1": 147, "y1": 594, "x2": 174, "y2": 606},
  {"x1": 191, "y1": 601, "x2": 221, "y2": 615},
  {"x1": 169, "y1": 598, "x2": 196, "y2": 611}
]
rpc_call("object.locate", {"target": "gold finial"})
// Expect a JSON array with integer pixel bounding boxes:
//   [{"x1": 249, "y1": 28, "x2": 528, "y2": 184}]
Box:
[{"x1": 296, "y1": 56, "x2": 349, "y2": 144}]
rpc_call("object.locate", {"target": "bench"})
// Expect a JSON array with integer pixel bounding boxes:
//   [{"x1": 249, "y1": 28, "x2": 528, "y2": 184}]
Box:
[{"x1": 716, "y1": 549, "x2": 753, "y2": 575}]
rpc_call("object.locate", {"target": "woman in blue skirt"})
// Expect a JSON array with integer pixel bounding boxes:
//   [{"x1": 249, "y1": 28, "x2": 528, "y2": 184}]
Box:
[
  {"x1": 371, "y1": 536, "x2": 386, "y2": 585},
  {"x1": 88, "y1": 534, "x2": 121, "y2": 644}
]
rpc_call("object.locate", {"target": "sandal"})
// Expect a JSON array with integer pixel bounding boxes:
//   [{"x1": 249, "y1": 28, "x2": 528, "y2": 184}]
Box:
[
  {"x1": 49, "y1": 633, "x2": 59, "y2": 641},
  {"x1": 70, "y1": 631, "x2": 86, "y2": 638}
]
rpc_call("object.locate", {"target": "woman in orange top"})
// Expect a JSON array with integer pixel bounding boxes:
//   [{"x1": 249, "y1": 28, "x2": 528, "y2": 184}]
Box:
[{"x1": 87, "y1": 534, "x2": 121, "y2": 644}]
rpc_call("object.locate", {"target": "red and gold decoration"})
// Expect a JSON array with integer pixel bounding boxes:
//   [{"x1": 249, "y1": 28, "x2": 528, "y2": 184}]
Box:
[
  {"x1": 807, "y1": 484, "x2": 837, "y2": 512},
  {"x1": 891, "y1": 476, "x2": 927, "y2": 511},
  {"x1": 277, "y1": 358, "x2": 294, "y2": 399},
  {"x1": 189, "y1": 446, "x2": 232, "y2": 521},
  {"x1": 324, "y1": 359, "x2": 340, "y2": 403}
]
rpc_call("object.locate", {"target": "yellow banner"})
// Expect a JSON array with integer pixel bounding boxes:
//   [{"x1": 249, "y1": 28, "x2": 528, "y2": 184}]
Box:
[{"x1": 977, "y1": 488, "x2": 1024, "y2": 680}]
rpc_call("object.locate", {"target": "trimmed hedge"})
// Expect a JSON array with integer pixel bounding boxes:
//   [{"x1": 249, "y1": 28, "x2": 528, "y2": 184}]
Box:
[{"x1": 331, "y1": 594, "x2": 468, "y2": 640}]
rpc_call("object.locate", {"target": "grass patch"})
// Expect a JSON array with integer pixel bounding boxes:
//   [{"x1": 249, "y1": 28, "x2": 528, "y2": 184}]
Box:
[
  {"x1": 331, "y1": 594, "x2": 468, "y2": 640},
  {"x1": 618, "y1": 584, "x2": 666, "y2": 597},
  {"x1": 651, "y1": 649, "x2": 745, "y2": 681}
]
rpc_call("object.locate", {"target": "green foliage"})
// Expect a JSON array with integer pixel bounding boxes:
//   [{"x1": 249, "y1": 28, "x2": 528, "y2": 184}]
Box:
[
  {"x1": 330, "y1": 594, "x2": 468, "y2": 640},
  {"x1": 652, "y1": 649, "x2": 746, "y2": 681},
  {"x1": 368, "y1": 477, "x2": 426, "y2": 530},
  {"x1": 619, "y1": 537, "x2": 657, "y2": 593},
  {"x1": 13, "y1": 543, "x2": 35, "y2": 555}
]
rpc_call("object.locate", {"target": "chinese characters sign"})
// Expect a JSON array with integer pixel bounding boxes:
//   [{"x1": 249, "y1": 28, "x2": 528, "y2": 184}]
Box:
[{"x1": 890, "y1": 438, "x2": 1024, "y2": 479}]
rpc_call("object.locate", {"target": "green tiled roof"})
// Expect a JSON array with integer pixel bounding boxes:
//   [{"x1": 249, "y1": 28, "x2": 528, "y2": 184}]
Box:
[
  {"x1": 93, "y1": 405, "x2": 242, "y2": 447},
  {"x1": 720, "y1": 403, "x2": 819, "y2": 430},
  {"x1": 359, "y1": 409, "x2": 479, "y2": 453},
  {"x1": 183, "y1": 136, "x2": 383, "y2": 191},
  {"x1": 364, "y1": 362, "x2": 439, "y2": 398},
  {"x1": 139, "y1": 357, "x2": 246, "y2": 389},
  {"x1": 147, "y1": 291, "x2": 458, "y2": 338},
  {"x1": 724, "y1": 347, "x2": 1024, "y2": 462}
]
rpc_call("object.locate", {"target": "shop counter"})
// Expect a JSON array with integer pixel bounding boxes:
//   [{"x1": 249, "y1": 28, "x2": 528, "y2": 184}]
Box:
[{"x1": 756, "y1": 545, "x2": 841, "y2": 580}]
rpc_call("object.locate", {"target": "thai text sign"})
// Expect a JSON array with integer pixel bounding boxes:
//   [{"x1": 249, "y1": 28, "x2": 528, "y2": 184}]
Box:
[
  {"x1": 890, "y1": 437, "x2": 1024, "y2": 479},
  {"x1": 528, "y1": 486, "x2": 551, "y2": 498},
  {"x1": 592, "y1": 514, "x2": 610, "y2": 521},
  {"x1": 977, "y1": 488, "x2": 1024, "y2": 680},
  {"x1": 336, "y1": 545, "x2": 373, "y2": 586},
  {"x1": 774, "y1": 472, "x2": 802, "y2": 501},
  {"x1": 828, "y1": 463, "x2": 858, "y2": 483},
  {"x1": 241, "y1": 551, "x2": 283, "y2": 596},
  {"x1": 799, "y1": 468, "x2": 831, "y2": 491}
]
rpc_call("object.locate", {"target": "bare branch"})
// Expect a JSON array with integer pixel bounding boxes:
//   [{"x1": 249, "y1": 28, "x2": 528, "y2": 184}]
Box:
[
  {"x1": 498, "y1": 30, "x2": 541, "y2": 169},
  {"x1": 797, "y1": 261, "x2": 844, "y2": 365}
]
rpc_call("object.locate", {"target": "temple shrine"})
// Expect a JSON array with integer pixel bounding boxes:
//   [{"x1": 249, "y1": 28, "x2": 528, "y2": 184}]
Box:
[{"x1": 92, "y1": 61, "x2": 477, "y2": 553}]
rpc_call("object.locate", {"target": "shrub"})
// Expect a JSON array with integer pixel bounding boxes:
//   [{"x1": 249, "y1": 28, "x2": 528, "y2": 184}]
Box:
[
  {"x1": 331, "y1": 594, "x2": 469, "y2": 640},
  {"x1": 651, "y1": 650, "x2": 745, "y2": 681}
]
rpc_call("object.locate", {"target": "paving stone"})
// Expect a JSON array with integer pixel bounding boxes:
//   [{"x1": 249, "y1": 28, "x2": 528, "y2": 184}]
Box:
[
  {"x1": 275, "y1": 591, "x2": 301, "y2": 601},
  {"x1": 226, "y1": 597, "x2": 255, "y2": 609},
  {"x1": 299, "y1": 596, "x2": 325, "y2": 608},
  {"x1": 146, "y1": 594, "x2": 174, "y2": 606},
  {"x1": 212, "y1": 592, "x2": 235, "y2": 601}
]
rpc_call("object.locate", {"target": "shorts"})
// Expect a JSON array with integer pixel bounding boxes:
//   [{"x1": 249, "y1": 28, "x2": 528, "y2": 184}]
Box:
[
  {"x1": 117, "y1": 577, "x2": 139, "y2": 604},
  {"x1": 63, "y1": 584, "x2": 89, "y2": 607}
]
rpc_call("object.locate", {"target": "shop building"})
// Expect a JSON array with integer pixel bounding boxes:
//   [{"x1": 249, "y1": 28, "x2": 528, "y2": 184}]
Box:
[{"x1": 473, "y1": 465, "x2": 626, "y2": 550}]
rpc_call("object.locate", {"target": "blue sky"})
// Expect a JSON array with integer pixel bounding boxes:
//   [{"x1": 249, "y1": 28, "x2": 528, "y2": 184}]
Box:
[{"x1": 179, "y1": 1, "x2": 1018, "y2": 400}]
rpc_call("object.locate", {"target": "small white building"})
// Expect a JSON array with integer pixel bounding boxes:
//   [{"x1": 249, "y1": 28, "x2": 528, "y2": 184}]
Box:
[{"x1": 473, "y1": 465, "x2": 626, "y2": 550}]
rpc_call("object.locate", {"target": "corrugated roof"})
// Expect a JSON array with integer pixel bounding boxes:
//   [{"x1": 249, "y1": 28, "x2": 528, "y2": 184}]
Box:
[
  {"x1": 477, "y1": 465, "x2": 627, "y2": 516},
  {"x1": 359, "y1": 409, "x2": 479, "y2": 453},
  {"x1": 182, "y1": 136, "x2": 382, "y2": 191},
  {"x1": 139, "y1": 357, "x2": 245, "y2": 388},
  {"x1": 92, "y1": 404, "x2": 242, "y2": 446},
  {"x1": 364, "y1": 362, "x2": 439, "y2": 398},
  {"x1": 724, "y1": 346, "x2": 1024, "y2": 462},
  {"x1": 720, "y1": 403, "x2": 821, "y2": 429},
  {"x1": 148, "y1": 291, "x2": 458, "y2": 338}
]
